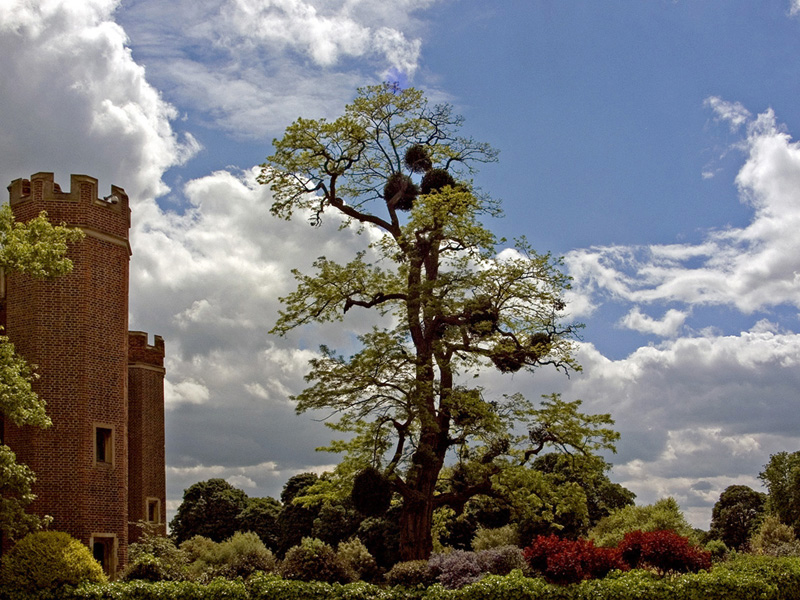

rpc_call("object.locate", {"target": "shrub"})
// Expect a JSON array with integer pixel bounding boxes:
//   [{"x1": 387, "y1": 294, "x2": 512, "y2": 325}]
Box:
[
  {"x1": 618, "y1": 530, "x2": 711, "y2": 575},
  {"x1": 278, "y1": 537, "x2": 351, "y2": 583},
  {"x1": 589, "y1": 497, "x2": 697, "y2": 548},
  {"x1": 337, "y1": 537, "x2": 380, "y2": 582},
  {"x1": 750, "y1": 514, "x2": 800, "y2": 557},
  {"x1": 428, "y1": 549, "x2": 484, "y2": 589},
  {"x1": 0, "y1": 531, "x2": 106, "y2": 591},
  {"x1": 476, "y1": 545, "x2": 528, "y2": 576},
  {"x1": 705, "y1": 538, "x2": 729, "y2": 561},
  {"x1": 182, "y1": 531, "x2": 275, "y2": 582},
  {"x1": 385, "y1": 560, "x2": 435, "y2": 588},
  {"x1": 523, "y1": 534, "x2": 625, "y2": 584},
  {"x1": 471, "y1": 525, "x2": 519, "y2": 551},
  {"x1": 124, "y1": 526, "x2": 187, "y2": 581}
]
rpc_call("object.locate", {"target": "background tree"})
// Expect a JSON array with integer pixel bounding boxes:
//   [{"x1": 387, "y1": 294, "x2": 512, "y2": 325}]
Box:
[
  {"x1": 759, "y1": 451, "x2": 800, "y2": 536},
  {"x1": 169, "y1": 478, "x2": 249, "y2": 543},
  {"x1": 260, "y1": 84, "x2": 618, "y2": 560},
  {"x1": 276, "y1": 473, "x2": 320, "y2": 555},
  {"x1": 708, "y1": 484, "x2": 766, "y2": 550},
  {"x1": 0, "y1": 205, "x2": 83, "y2": 539},
  {"x1": 588, "y1": 497, "x2": 696, "y2": 548},
  {"x1": 237, "y1": 496, "x2": 282, "y2": 550}
]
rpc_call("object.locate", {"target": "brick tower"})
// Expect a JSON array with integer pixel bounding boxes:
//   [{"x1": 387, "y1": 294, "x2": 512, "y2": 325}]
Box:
[{"x1": 1, "y1": 173, "x2": 166, "y2": 578}]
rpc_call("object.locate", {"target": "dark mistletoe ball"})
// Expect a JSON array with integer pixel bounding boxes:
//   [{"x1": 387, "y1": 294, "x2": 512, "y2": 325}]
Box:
[
  {"x1": 384, "y1": 172, "x2": 419, "y2": 211},
  {"x1": 351, "y1": 467, "x2": 392, "y2": 516},
  {"x1": 404, "y1": 144, "x2": 432, "y2": 173},
  {"x1": 420, "y1": 168, "x2": 456, "y2": 195}
]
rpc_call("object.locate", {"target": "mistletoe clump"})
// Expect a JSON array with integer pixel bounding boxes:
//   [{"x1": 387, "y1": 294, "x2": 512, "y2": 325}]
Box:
[
  {"x1": 384, "y1": 173, "x2": 419, "y2": 211},
  {"x1": 404, "y1": 144, "x2": 433, "y2": 173},
  {"x1": 351, "y1": 467, "x2": 392, "y2": 516},
  {"x1": 420, "y1": 168, "x2": 457, "y2": 195}
]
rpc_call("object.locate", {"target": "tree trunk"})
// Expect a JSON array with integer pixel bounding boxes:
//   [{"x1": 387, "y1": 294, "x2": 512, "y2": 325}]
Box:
[
  {"x1": 397, "y1": 440, "x2": 445, "y2": 561},
  {"x1": 398, "y1": 495, "x2": 435, "y2": 561}
]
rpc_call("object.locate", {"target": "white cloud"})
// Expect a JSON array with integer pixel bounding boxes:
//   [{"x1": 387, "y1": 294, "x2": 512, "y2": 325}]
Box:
[
  {"x1": 566, "y1": 104, "x2": 800, "y2": 314},
  {"x1": 0, "y1": 0, "x2": 197, "y2": 204},
  {"x1": 115, "y1": 0, "x2": 438, "y2": 138},
  {"x1": 619, "y1": 307, "x2": 687, "y2": 337},
  {"x1": 704, "y1": 96, "x2": 752, "y2": 132},
  {"x1": 165, "y1": 379, "x2": 211, "y2": 408}
]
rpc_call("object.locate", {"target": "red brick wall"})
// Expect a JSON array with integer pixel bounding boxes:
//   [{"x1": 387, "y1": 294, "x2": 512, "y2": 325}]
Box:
[
  {"x1": 3, "y1": 173, "x2": 131, "y2": 571},
  {"x1": 128, "y1": 332, "x2": 167, "y2": 543}
]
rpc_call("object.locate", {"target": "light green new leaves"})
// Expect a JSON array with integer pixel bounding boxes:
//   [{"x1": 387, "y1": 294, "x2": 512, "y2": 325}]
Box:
[
  {"x1": 0, "y1": 335, "x2": 50, "y2": 429},
  {"x1": 0, "y1": 205, "x2": 84, "y2": 278},
  {"x1": 0, "y1": 205, "x2": 83, "y2": 539}
]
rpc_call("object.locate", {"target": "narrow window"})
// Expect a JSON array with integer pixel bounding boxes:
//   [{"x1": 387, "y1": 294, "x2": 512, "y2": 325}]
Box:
[
  {"x1": 94, "y1": 426, "x2": 113, "y2": 465},
  {"x1": 146, "y1": 498, "x2": 161, "y2": 523},
  {"x1": 91, "y1": 535, "x2": 117, "y2": 579}
]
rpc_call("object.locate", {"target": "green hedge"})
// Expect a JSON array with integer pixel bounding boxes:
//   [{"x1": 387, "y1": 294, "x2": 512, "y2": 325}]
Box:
[{"x1": 12, "y1": 556, "x2": 800, "y2": 600}]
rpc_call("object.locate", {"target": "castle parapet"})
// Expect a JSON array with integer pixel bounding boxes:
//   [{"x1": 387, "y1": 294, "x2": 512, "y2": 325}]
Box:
[
  {"x1": 128, "y1": 332, "x2": 165, "y2": 368},
  {"x1": 7, "y1": 173, "x2": 130, "y2": 244}
]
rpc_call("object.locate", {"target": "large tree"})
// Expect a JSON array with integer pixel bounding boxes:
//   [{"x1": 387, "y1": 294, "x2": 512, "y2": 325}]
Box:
[
  {"x1": 0, "y1": 205, "x2": 84, "y2": 539},
  {"x1": 759, "y1": 451, "x2": 800, "y2": 537},
  {"x1": 260, "y1": 84, "x2": 618, "y2": 560},
  {"x1": 708, "y1": 484, "x2": 766, "y2": 550}
]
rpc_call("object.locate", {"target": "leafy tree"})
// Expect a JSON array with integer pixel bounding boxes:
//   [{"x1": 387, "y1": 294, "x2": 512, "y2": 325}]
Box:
[
  {"x1": 237, "y1": 496, "x2": 282, "y2": 550},
  {"x1": 0, "y1": 205, "x2": 84, "y2": 539},
  {"x1": 589, "y1": 497, "x2": 696, "y2": 548},
  {"x1": 260, "y1": 83, "x2": 617, "y2": 560},
  {"x1": 276, "y1": 473, "x2": 321, "y2": 555},
  {"x1": 169, "y1": 479, "x2": 249, "y2": 543},
  {"x1": 708, "y1": 485, "x2": 766, "y2": 550},
  {"x1": 759, "y1": 451, "x2": 800, "y2": 536}
]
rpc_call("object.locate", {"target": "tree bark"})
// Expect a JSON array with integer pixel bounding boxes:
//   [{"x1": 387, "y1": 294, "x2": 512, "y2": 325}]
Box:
[{"x1": 398, "y1": 440, "x2": 445, "y2": 561}]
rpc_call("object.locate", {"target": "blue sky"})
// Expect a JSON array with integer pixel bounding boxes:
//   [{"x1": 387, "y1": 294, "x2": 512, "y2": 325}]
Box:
[{"x1": 4, "y1": 0, "x2": 800, "y2": 528}]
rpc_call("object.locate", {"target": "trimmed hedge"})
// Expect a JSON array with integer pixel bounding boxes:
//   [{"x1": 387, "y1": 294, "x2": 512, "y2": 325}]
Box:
[{"x1": 14, "y1": 556, "x2": 800, "y2": 600}]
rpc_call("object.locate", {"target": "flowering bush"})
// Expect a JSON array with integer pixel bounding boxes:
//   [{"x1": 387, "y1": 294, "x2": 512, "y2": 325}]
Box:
[
  {"x1": 428, "y1": 550, "x2": 484, "y2": 589},
  {"x1": 618, "y1": 530, "x2": 711, "y2": 575},
  {"x1": 523, "y1": 534, "x2": 625, "y2": 584},
  {"x1": 476, "y1": 545, "x2": 528, "y2": 576}
]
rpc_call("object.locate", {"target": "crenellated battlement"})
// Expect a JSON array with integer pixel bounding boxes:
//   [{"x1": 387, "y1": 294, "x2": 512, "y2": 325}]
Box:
[
  {"x1": 128, "y1": 331, "x2": 165, "y2": 368},
  {"x1": 7, "y1": 173, "x2": 130, "y2": 243}
]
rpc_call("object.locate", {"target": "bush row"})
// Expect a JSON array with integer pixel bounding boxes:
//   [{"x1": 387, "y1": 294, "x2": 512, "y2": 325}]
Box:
[{"x1": 15, "y1": 555, "x2": 800, "y2": 600}]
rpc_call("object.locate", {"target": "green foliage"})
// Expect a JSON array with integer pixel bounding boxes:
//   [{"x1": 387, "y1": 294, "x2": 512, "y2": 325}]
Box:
[
  {"x1": 278, "y1": 537, "x2": 351, "y2": 584},
  {"x1": 260, "y1": 83, "x2": 592, "y2": 560},
  {"x1": 182, "y1": 532, "x2": 276, "y2": 582},
  {"x1": 471, "y1": 525, "x2": 519, "y2": 551},
  {"x1": 238, "y1": 497, "x2": 282, "y2": 550},
  {"x1": 760, "y1": 451, "x2": 800, "y2": 537},
  {"x1": 337, "y1": 537, "x2": 380, "y2": 583},
  {"x1": 704, "y1": 539, "x2": 729, "y2": 560},
  {"x1": 170, "y1": 479, "x2": 249, "y2": 544},
  {"x1": 277, "y1": 474, "x2": 320, "y2": 555},
  {"x1": 385, "y1": 560, "x2": 436, "y2": 588},
  {"x1": 589, "y1": 497, "x2": 696, "y2": 547},
  {"x1": 750, "y1": 513, "x2": 800, "y2": 556},
  {"x1": 708, "y1": 484, "x2": 766, "y2": 550},
  {"x1": 27, "y1": 556, "x2": 800, "y2": 600},
  {"x1": 124, "y1": 525, "x2": 187, "y2": 581},
  {"x1": 0, "y1": 531, "x2": 105, "y2": 591}
]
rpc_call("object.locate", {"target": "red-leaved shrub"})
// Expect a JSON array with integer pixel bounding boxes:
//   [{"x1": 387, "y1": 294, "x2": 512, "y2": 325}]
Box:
[
  {"x1": 523, "y1": 535, "x2": 626, "y2": 584},
  {"x1": 618, "y1": 530, "x2": 711, "y2": 575}
]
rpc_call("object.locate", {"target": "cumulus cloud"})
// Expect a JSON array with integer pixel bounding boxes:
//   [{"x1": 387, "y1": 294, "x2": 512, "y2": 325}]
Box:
[
  {"x1": 0, "y1": 0, "x2": 197, "y2": 203},
  {"x1": 116, "y1": 0, "x2": 436, "y2": 138},
  {"x1": 566, "y1": 104, "x2": 800, "y2": 315},
  {"x1": 619, "y1": 307, "x2": 687, "y2": 337},
  {"x1": 130, "y1": 167, "x2": 389, "y2": 504}
]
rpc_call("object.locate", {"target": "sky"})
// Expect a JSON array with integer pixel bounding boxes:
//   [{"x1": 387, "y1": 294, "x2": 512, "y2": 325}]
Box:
[{"x1": 3, "y1": 0, "x2": 800, "y2": 529}]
